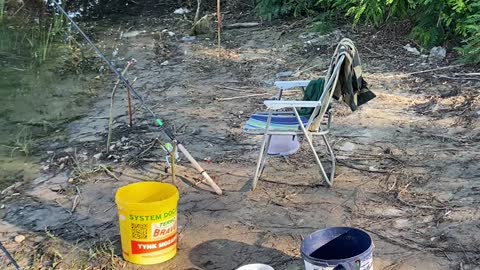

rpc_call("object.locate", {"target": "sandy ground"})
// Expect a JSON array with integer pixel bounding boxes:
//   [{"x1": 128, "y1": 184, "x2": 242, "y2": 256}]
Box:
[{"x1": 1, "y1": 13, "x2": 479, "y2": 270}]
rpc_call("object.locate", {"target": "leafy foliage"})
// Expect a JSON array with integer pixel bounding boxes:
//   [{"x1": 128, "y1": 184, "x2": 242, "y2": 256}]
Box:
[
  {"x1": 256, "y1": 0, "x2": 321, "y2": 20},
  {"x1": 256, "y1": 0, "x2": 480, "y2": 63}
]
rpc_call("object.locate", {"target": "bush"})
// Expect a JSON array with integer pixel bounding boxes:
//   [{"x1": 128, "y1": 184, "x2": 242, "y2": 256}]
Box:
[
  {"x1": 255, "y1": 0, "x2": 480, "y2": 63},
  {"x1": 256, "y1": 0, "x2": 321, "y2": 20}
]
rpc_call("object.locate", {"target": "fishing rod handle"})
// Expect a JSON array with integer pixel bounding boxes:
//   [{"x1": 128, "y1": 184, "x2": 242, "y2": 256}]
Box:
[{"x1": 177, "y1": 144, "x2": 223, "y2": 195}]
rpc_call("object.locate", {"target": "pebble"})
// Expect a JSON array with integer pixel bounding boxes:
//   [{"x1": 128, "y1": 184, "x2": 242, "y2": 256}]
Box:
[
  {"x1": 429, "y1": 46, "x2": 447, "y2": 62},
  {"x1": 14, "y1": 235, "x2": 26, "y2": 243},
  {"x1": 181, "y1": 36, "x2": 196, "y2": 42},
  {"x1": 403, "y1": 44, "x2": 420, "y2": 55}
]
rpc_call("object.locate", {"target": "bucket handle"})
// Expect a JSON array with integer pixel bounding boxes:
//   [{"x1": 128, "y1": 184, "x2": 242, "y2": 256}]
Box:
[{"x1": 332, "y1": 260, "x2": 361, "y2": 270}]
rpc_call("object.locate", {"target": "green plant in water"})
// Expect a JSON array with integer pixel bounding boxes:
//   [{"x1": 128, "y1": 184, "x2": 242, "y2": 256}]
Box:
[
  {"x1": 0, "y1": 0, "x2": 5, "y2": 21},
  {"x1": 35, "y1": 11, "x2": 65, "y2": 64},
  {"x1": 14, "y1": 127, "x2": 33, "y2": 156},
  {"x1": 0, "y1": 127, "x2": 34, "y2": 157}
]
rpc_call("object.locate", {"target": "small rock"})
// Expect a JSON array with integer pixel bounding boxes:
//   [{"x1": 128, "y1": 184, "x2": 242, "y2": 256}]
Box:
[
  {"x1": 122, "y1": 30, "x2": 147, "y2": 38},
  {"x1": 41, "y1": 164, "x2": 50, "y2": 171},
  {"x1": 14, "y1": 235, "x2": 26, "y2": 243},
  {"x1": 181, "y1": 36, "x2": 196, "y2": 42},
  {"x1": 93, "y1": 153, "x2": 102, "y2": 160},
  {"x1": 429, "y1": 46, "x2": 446, "y2": 62},
  {"x1": 191, "y1": 129, "x2": 201, "y2": 135},
  {"x1": 173, "y1": 7, "x2": 190, "y2": 14},
  {"x1": 160, "y1": 61, "x2": 169, "y2": 66},
  {"x1": 67, "y1": 178, "x2": 75, "y2": 183},
  {"x1": 109, "y1": 144, "x2": 116, "y2": 151},
  {"x1": 121, "y1": 136, "x2": 128, "y2": 143},
  {"x1": 0, "y1": 204, "x2": 4, "y2": 209},
  {"x1": 276, "y1": 71, "x2": 294, "y2": 79},
  {"x1": 403, "y1": 44, "x2": 420, "y2": 55},
  {"x1": 58, "y1": 156, "x2": 69, "y2": 163},
  {"x1": 46, "y1": 151, "x2": 54, "y2": 154},
  {"x1": 49, "y1": 186, "x2": 63, "y2": 192},
  {"x1": 167, "y1": 31, "x2": 175, "y2": 37}
]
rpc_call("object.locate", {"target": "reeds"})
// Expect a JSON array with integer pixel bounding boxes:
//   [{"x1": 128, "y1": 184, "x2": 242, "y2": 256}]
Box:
[{"x1": 0, "y1": 0, "x2": 5, "y2": 21}]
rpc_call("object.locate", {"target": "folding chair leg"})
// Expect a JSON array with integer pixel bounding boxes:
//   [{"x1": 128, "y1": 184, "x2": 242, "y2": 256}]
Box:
[
  {"x1": 252, "y1": 111, "x2": 273, "y2": 191},
  {"x1": 252, "y1": 134, "x2": 270, "y2": 190},
  {"x1": 322, "y1": 134, "x2": 336, "y2": 185},
  {"x1": 259, "y1": 135, "x2": 272, "y2": 178},
  {"x1": 293, "y1": 108, "x2": 333, "y2": 187}
]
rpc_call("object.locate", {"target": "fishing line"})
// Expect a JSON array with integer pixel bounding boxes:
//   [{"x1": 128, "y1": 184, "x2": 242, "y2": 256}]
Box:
[
  {"x1": 50, "y1": 1, "x2": 169, "y2": 136},
  {"x1": 49, "y1": 1, "x2": 223, "y2": 194}
]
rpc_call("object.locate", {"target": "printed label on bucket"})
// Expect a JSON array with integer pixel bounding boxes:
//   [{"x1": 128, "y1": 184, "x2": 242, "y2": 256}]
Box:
[
  {"x1": 128, "y1": 208, "x2": 176, "y2": 222},
  {"x1": 129, "y1": 215, "x2": 177, "y2": 255},
  {"x1": 131, "y1": 234, "x2": 177, "y2": 255},
  {"x1": 151, "y1": 218, "x2": 176, "y2": 239}
]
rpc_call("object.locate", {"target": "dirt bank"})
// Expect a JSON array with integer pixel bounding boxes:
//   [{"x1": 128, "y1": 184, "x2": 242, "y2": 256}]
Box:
[{"x1": 1, "y1": 12, "x2": 479, "y2": 270}]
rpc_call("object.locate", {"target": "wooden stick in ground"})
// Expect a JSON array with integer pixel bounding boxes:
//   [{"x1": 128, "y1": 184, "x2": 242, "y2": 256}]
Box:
[
  {"x1": 216, "y1": 0, "x2": 221, "y2": 59},
  {"x1": 177, "y1": 143, "x2": 222, "y2": 195},
  {"x1": 194, "y1": 0, "x2": 201, "y2": 24},
  {"x1": 106, "y1": 60, "x2": 134, "y2": 154},
  {"x1": 127, "y1": 88, "x2": 133, "y2": 127},
  {"x1": 126, "y1": 59, "x2": 137, "y2": 127},
  {"x1": 170, "y1": 143, "x2": 176, "y2": 183}
]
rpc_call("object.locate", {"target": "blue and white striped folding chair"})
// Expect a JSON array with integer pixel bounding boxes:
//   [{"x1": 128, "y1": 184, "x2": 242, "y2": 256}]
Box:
[{"x1": 244, "y1": 43, "x2": 347, "y2": 190}]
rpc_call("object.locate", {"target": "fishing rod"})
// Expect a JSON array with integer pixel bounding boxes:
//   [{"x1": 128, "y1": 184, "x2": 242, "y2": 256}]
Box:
[
  {"x1": 51, "y1": 1, "x2": 222, "y2": 195},
  {"x1": 0, "y1": 241, "x2": 20, "y2": 270}
]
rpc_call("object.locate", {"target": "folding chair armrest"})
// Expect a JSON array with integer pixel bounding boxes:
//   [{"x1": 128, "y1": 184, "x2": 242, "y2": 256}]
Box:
[
  {"x1": 264, "y1": 100, "x2": 320, "y2": 110},
  {"x1": 274, "y1": 80, "x2": 311, "y2": 90}
]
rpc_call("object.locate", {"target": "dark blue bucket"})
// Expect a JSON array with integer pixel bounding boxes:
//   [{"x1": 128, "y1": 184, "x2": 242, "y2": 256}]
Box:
[{"x1": 300, "y1": 227, "x2": 374, "y2": 270}]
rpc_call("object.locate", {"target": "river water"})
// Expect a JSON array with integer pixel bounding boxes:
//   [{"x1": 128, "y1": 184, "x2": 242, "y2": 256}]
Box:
[{"x1": 0, "y1": 17, "x2": 94, "y2": 189}]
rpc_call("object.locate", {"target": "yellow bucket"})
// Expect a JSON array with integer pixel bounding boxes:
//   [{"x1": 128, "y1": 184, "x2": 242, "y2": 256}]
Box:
[{"x1": 115, "y1": 182, "x2": 179, "y2": 265}]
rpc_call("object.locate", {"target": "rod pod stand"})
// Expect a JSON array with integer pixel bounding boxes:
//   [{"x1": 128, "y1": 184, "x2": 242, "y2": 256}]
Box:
[{"x1": 51, "y1": 1, "x2": 223, "y2": 195}]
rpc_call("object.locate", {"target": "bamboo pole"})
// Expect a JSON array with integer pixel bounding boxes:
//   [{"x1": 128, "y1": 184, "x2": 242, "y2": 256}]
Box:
[{"x1": 177, "y1": 143, "x2": 222, "y2": 195}]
